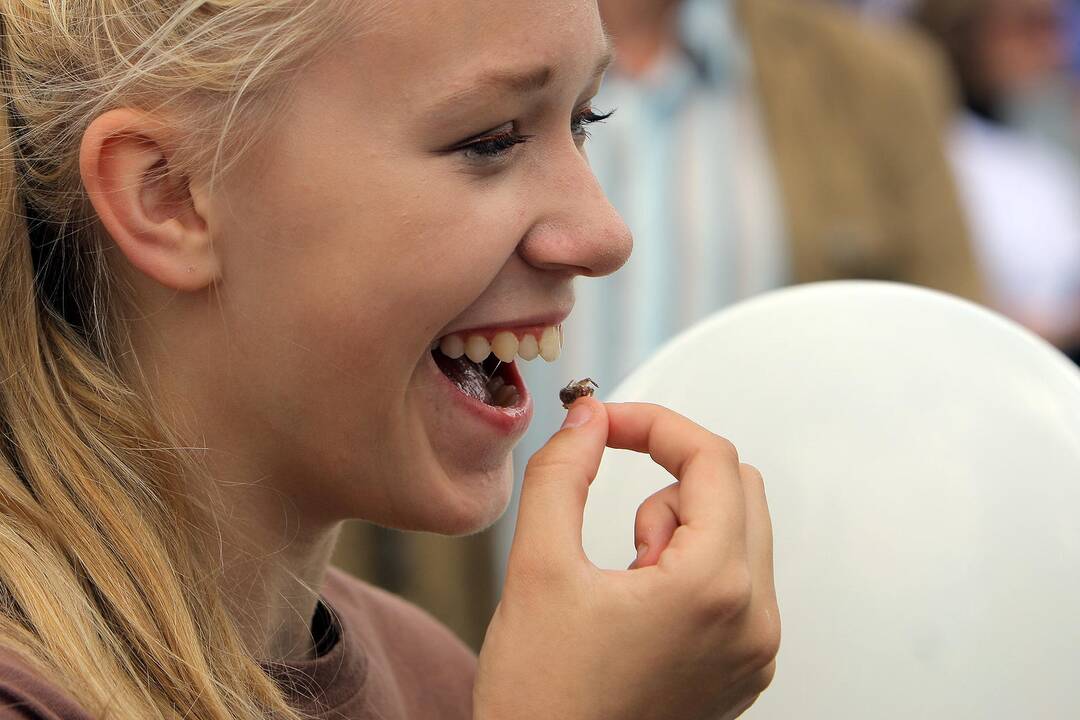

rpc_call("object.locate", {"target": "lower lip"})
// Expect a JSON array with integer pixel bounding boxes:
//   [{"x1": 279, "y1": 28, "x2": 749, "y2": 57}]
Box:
[{"x1": 426, "y1": 352, "x2": 533, "y2": 436}]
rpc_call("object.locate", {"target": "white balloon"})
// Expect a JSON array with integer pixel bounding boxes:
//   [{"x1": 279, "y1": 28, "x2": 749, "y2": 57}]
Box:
[{"x1": 582, "y1": 281, "x2": 1080, "y2": 718}]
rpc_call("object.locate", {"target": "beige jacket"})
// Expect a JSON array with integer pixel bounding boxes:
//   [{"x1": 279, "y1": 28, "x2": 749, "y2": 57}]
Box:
[{"x1": 738, "y1": 0, "x2": 984, "y2": 301}]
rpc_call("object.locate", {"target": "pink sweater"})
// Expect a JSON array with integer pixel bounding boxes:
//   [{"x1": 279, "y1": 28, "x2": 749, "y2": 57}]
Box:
[{"x1": 0, "y1": 567, "x2": 477, "y2": 719}]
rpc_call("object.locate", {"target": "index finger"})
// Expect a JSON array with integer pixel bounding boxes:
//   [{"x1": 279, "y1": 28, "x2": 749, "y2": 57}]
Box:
[{"x1": 604, "y1": 402, "x2": 746, "y2": 546}]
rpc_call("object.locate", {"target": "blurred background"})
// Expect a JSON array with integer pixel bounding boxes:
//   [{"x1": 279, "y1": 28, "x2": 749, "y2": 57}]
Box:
[{"x1": 330, "y1": 0, "x2": 1080, "y2": 651}]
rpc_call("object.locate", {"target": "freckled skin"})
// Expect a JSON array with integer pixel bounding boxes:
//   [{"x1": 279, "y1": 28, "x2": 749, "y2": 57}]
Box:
[
  {"x1": 560, "y1": 378, "x2": 598, "y2": 409},
  {"x1": 181, "y1": 0, "x2": 630, "y2": 535}
]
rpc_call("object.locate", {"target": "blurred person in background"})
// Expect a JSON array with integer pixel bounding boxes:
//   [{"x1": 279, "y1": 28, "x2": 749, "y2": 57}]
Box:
[
  {"x1": 997, "y1": 0, "x2": 1080, "y2": 163},
  {"x1": 913, "y1": 0, "x2": 1080, "y2": 356},
  {"x1": 1070, "y1": 0, "x2": 1080, "y2": 79},
  {"x1": 500, "y1": 0, "x2": 985, "y2": 576}
]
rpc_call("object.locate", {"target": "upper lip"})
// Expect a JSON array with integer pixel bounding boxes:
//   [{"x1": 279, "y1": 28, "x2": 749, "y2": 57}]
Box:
[{"x1": 435, "y1": 309, "x2": 571, "y2": 339}]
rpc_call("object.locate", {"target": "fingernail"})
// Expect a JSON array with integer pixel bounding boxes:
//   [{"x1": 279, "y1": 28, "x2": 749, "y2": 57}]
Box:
[
  {"x1": 560, "y1": 402, "x2": 592, "y2": 430},
  {"x1": 635, "y1": 543, "x2": 648, "y2": 563}
]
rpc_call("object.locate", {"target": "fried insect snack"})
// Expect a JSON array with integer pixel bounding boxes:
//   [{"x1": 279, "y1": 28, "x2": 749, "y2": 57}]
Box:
[{"x1": 560, "y1": 378, "x2": 598, "y2": 409}]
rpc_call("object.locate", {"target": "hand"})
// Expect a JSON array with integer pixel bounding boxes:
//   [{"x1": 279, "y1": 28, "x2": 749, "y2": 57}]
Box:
[{"x1": 474, "y1": 398, "x2": 780, "y2": 720}]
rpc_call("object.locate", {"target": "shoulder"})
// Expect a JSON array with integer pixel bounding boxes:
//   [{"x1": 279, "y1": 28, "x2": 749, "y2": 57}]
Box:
[
  {"x1": 0, "y1": 648, "x2": 93, "y2": 720},
  {"x1": 741, "y1": 0, "x2": 952, "y2": 90},
  {"x1": 740, "y1": 0, "x2": 956, "y2": 127},
  {"x1": 741, "y1": 0, "x2": 928, "y2": 53},
  {"x1": 323, "y1": 567, "x2": 477, "y2": 664},
  {"x1": 322, "y1": 567, "x2": 476, "y2": 715}
]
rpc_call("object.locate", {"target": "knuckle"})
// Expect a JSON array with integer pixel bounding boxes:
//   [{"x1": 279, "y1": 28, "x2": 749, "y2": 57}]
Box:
[
  {"x1": 698, "y1": 563, "x2": 753, "y2": 621},
  {"x1": 739, "y1": 462, "x2": 764, "y2": 486},
  {"x1": 741, "y1": 603, "x2": 781, "y2": 686},
  {"x1": 766, "y1": 622, "x2": 783, "y2": 663},
  {"x1": 752, "y1": 617, "x2": 782, "y2": 671},
  {"x1": 740, "y1": 463, "x2": 766, "y2": 495},
  {"x1": 634, "y1": 486, "x2": 673, "y2": 525},
  {"x1": 733, "y1": 692, "x2": 763, "y2": 718},
  {"x1": 710, "y1": 435, "x2": 740, "y2": 465},
  {"x1": 748, "y1": 660, "x2": 778, "y2": 696}
]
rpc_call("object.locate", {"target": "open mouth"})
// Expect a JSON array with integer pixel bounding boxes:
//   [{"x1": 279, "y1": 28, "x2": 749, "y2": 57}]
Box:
[
  {"x1": 432, "y1": 352, "x2": 521, "y2": 407},
  {"x1": 430, "y1": 325, "x2": 562, "y2": 409}
]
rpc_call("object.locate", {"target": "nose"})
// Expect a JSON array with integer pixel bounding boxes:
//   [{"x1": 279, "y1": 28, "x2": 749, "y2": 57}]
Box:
[{"x1": 516, "y1": 147, "x2": 633, "y2": 278}]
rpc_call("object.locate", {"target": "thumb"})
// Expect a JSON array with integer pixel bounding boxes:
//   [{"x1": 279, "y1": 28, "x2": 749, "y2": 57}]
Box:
[{"x1": 510, "y1": 397, "x2": 609, "y2": 568}]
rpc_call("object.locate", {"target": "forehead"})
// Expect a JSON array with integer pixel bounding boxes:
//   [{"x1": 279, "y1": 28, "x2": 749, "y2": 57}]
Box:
[{"x1": 335, "y1": 0, "x2": 606, "y2": 106}]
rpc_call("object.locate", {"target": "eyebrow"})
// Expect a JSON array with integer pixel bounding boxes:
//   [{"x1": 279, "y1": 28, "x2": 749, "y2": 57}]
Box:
[{"x1": 430, "y1": 39, "x2": 616, "y2": 115}]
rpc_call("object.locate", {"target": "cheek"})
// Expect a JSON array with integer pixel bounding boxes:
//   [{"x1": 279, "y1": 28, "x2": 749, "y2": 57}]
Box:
[
  {"x1": 378, "y1": 191, "x2": 528, "y2": 315},
  {"x1": 218, "y1": 165, "x2": 519, "y2": 399},
  {"x1": 211, "y1": 141, "x2": 527, "y2": 522}
]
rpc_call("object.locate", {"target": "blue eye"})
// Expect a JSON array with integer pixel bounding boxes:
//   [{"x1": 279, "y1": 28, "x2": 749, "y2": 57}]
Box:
[
  {"x1": 459, "y1": 130, "x2": 533, "y2": 161},
  {"x1": 453, "y1": 107, "x2": 614, "y2": 164},
  {"x1": 571, "y1": 107, "x2": 614, "y2": 141}
]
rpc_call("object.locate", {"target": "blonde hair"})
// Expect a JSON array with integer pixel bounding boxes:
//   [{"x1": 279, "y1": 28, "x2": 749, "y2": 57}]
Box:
[{"x1": 0, "y1": 1, "x2": 372, "y2": 717}]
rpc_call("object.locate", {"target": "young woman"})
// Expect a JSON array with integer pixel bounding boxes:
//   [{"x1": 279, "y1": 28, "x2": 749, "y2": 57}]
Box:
[{"x1": 0, "y1": 0, "x2": 779, "y2": 717}]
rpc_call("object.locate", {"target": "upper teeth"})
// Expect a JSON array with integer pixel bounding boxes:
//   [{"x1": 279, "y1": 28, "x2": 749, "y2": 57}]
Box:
[{"x1": 437, "y1": 325, "x2": 562, "y2": 364}]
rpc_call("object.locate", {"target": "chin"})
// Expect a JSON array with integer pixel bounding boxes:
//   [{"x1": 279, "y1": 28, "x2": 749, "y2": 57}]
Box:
[{"x1": 408, "y1": 457, "x2": 515, "y2": 536}]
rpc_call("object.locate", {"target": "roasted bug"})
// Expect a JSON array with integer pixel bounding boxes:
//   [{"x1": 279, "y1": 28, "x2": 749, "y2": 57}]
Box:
[{"x1": 560, "y1": 378, "x2": 598, "y2": 409}]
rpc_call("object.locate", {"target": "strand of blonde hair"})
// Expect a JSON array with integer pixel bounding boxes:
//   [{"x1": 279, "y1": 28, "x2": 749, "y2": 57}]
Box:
[{"x1": 0, "y1": 1, "x2": 382, "y2": 716}]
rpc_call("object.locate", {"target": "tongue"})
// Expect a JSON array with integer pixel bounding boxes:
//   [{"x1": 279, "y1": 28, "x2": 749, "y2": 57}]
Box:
[{"x1": 433, "y1": 352, "x2": 493, "y2": 404}]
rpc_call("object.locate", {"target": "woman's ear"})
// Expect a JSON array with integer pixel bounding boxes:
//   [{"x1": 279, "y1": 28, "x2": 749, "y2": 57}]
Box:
[{"x1": 79, "y1": 108, "x2": 220, "y2": 292}]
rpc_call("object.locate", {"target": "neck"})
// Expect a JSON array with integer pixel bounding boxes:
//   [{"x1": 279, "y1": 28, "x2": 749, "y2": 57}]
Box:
[
  {"x1": 123, "y1": 274, "x2": 349, "y2": 664},
  {"x1": 193, "y1": 474, "x2": 344, "y2": 662},
  {"x1": 599, "y1": 0, "x2": 683, "y2": 77},
  {"x1": 233, "y1": 514, "x2": 341, "y2": 661}
]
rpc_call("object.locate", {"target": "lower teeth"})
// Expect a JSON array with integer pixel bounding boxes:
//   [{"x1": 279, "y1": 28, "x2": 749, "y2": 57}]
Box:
[
  {"x1": 486, "y1": 373, "x2": 519, "y2": 408},
  {"x1": 491, "y1": 382, "x2": 519, "y2": 408}
]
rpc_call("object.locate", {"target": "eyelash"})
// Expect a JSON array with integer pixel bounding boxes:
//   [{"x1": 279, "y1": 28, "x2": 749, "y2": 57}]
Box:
[
  {"x1": 571, "y1": 108, "x2": 614, "y2": 140},
  {"x1": 458, "y1": 107, "x2": 615, "y2": 162}
]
